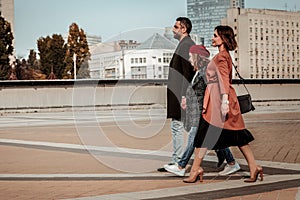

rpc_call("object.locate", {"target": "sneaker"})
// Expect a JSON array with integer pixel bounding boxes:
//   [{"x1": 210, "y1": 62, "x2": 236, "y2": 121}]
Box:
[
  {"x1": 218, "y1": 162, "x2": 241, "y2": 175},
  {"x1": 164, "y1": 163, "x2": 185, "y2": 177},
  {"x1": 157, "y1": 163, "x2": 174, "y2": 172}
]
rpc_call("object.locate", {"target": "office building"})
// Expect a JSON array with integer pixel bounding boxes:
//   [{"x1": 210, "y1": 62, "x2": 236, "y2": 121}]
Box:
[
  {"x1": 86, "y1": 34, "x2": 102, "y2": 46},
  {"x1": 63, "y1": 33, "x2": 102, "y2": 47},
  {"x1": 223, "y1": 8, "x2": 300, "y2": 79},
  {"x1": 187, "y1": 0, "x2": 244, "y2": 46}
]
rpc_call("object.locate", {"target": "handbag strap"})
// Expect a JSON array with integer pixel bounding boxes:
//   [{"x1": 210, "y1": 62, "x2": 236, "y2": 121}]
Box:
[{"x1": 232, "y1": 62, "x2": 250, "y2": 94}]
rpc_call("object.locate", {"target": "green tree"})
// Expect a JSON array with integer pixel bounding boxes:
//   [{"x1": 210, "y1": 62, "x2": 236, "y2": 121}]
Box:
[
  {"x1": 27, "y1": 49, "x2": 39, "y2": 69},
  {"x1": 37, "y1": 34, "x2": 66, "y2": 79},
  {"x1": 0, "y1": 13, "x2": 14, "y2": 80},
  {"x1": 64, "y1": 23, "x2": 90, "y2": 79}
]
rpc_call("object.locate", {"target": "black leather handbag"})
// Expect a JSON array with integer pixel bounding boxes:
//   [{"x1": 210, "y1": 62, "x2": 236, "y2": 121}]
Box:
[
  {"x1": 237, "y1": 94, "x2": 255, "y2": 114},
  {"x1": 233, "y1": 63, "x2": 255, "y2": 114}
]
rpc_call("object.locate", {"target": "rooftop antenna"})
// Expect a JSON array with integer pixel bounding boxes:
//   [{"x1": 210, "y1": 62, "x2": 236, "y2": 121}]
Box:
[{"x1": 284, "y1": 3, "x2": 288, "y2": 11}]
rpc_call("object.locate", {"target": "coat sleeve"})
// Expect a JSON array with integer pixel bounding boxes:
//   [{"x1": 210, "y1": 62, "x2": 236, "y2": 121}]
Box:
[
  {"x1": 180, "y1": 42, "x2": 195, "y2": 97},
  {"x1": 216, "y1": 54, "x2": 230, "y2": 95}
]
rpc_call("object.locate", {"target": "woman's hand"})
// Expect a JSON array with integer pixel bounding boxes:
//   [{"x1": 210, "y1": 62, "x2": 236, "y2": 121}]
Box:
[
  {"x1": 221, "y1": 94, "x2": 229, "y2": 120},
  {"x1": 221, "y1": 102, "x2": 229, "y2": 121}
]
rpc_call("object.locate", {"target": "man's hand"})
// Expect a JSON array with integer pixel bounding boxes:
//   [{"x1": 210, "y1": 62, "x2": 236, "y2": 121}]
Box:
[{"x1": 181, "y1": 96, "x2": 186, "y2": 110}]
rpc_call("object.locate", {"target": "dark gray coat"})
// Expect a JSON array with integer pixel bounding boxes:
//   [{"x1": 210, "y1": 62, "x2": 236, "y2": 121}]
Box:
[
  {"x1": 183, "y1": 67, "x2": 207, "y2": 132},
  {"x1": 167, "y1": 36, "x2": 195, "y2": 120}
]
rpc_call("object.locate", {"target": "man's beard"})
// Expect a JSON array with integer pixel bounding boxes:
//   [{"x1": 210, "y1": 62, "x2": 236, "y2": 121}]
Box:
[{"x1": 173, "y1": 32, "x2": 181, "y2": 40}]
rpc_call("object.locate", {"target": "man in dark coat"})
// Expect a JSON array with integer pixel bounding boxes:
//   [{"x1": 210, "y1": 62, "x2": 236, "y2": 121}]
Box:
[{"x1": 158, "y1": 17, "x2": 195, "y2": 171}]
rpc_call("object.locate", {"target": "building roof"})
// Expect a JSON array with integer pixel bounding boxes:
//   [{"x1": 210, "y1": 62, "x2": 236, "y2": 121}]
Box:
[{"x1": 136, "y1": 33, "x2": 177, "y2": 50}]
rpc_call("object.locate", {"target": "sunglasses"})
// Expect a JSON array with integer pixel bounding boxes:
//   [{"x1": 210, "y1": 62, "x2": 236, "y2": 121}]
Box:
[{"x1": 174, "y1": 24, "x2": 184, "y2": 29}]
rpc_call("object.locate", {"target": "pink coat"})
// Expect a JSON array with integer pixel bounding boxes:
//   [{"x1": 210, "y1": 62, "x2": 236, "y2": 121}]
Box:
[{"x1": 202, "y1": 50, "x2": 245, "y2": 130}]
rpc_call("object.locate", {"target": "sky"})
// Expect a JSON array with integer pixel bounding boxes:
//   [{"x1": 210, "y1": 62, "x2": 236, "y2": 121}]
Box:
[{"x1": 14, "y1": 0, "x2": 300, "y2": 58}]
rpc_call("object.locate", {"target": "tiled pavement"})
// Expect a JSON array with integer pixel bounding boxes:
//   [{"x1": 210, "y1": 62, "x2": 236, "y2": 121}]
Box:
[{"x1": 0, "y1": 104, "x2": 299, "y2": 200}]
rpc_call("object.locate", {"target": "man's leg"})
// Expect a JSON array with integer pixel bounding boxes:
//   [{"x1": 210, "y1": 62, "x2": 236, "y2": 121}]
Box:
[
  {"x1": 218, "y1": 148, "x2": 241, "y2": 175},
  {"x1": 171, "y1": 118, "x2": 184, "y2": 163},
  {"x1": 165, "y1": 126, "x2": 197, "y2": 176},
  {"x1": 178, "y1": 126, "x2": 197, "y2": 168}
]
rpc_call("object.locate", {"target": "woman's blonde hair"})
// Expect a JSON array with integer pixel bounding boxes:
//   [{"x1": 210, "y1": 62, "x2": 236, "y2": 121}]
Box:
[{"x1": 190, "y1": 53, "x2": 210, "y2": 71}]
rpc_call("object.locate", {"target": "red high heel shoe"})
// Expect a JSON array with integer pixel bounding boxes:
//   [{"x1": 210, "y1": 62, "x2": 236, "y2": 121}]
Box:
[
  {"x1": 244, "y1": 166, "x2": 263, "y2": 183},
  {"x1": 183, "y1": 168, "x2": 204, "y2": 183}
]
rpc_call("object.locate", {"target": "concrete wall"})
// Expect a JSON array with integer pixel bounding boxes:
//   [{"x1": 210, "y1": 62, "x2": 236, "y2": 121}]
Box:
[{"x1": 0, "y1": 80, "x2": 299, "y2": 111}]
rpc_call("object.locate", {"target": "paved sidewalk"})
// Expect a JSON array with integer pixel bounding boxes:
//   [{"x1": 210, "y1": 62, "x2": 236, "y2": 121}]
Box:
[{"x1": 0, "y1": 105, "x2": 299, "y2": 199}]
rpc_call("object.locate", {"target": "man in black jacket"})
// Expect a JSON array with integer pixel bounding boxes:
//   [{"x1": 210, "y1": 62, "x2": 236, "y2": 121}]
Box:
[{"x1": 158, "y1": 17, "x2": 195, "y2": 172}]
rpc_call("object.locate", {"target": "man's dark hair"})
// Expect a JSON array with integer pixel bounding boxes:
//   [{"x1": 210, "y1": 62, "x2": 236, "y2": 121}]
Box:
[{"x1": 176, "y1": 17, "x2": 192, "y2": 34}]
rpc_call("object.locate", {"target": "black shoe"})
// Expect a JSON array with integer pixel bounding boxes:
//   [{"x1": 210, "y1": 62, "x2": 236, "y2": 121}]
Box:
[
  {"x1": 157, "y1": 163, "x2": 174, "y2": 172},
  {"x1": 157, "y1": 167, "x2": 167, "y2": 172}
]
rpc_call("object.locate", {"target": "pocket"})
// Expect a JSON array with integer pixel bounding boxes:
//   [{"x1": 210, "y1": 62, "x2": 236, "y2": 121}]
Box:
[{"x1": 231, "y1": 97, "x2": 240, "y2": 116}]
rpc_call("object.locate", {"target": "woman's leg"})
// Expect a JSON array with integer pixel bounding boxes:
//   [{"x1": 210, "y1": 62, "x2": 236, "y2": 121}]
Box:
[
  {"x1": 218, "y1": 147, "x2": 241, "y2": 175},
  {"x1": 238, "y1": 144, "x2": 258, "y2": 177},
  {"x1": 215, "y1": 149, "x2": 226, "y2": 167},
  {"x1": 190, "y1": 148, "x2": 204, "y2": 171},
  {"x1": 223, "y1": 147, "x2": 235, "y2": 164},
  {"x1": 183, "y1": 147, "x2": 207, "y2": 183},
  {"x1": 215, "y1": 147, "x2": 236, "y2": 167}
]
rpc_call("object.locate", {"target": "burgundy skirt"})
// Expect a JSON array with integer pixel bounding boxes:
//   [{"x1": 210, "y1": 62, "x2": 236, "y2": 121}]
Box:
[{"x1": 194, "y1": 117, "x2": 254, "y2": 150}]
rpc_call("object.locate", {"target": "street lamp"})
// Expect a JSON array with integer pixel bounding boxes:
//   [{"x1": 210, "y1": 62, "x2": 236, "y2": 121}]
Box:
[
  {"x1": 119, "y1": 40, "x2": 126, "y2": 79},
  {"x1": 73, "y1": 53, "x2": 77, "y2": 80}
]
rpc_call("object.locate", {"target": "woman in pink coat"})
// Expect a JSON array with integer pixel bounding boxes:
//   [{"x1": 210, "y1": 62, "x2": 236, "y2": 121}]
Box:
[{"x1": 183, "y1": 25, "x2": 263, "y2": 183}]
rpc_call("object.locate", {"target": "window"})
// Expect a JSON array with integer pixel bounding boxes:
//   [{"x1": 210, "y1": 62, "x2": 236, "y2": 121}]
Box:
[{"x1": 131, "y1": 66, "x2": 147, "y2": 79}]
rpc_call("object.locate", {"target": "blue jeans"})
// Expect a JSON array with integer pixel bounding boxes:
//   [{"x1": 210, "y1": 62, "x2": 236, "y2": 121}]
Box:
[
  {"x1": 215, "y1": 148, "x2": 235, "y2": 163},
  {"x1": 177, "y1": 129, "x2": 235, "y2": 168},
  {"x1": 171, "y1": 119, "x2": 184, "y2": 163},
  {"x1": 178, "y1": 126, "x2": 197, "y2": 168}
]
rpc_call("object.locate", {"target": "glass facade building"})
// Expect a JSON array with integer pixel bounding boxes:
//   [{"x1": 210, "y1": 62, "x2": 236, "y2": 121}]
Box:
[{"x1": 187, "y1": 0, "x2": 244, "y2": 46}]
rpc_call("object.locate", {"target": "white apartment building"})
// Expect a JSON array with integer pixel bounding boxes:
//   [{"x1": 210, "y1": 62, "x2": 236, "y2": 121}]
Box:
[
  {"x1": 223, "y1": 8, "x2": 300, "y2": 79},
  {"x1": 89, "y1": 33, "x2": 176, "y2": 79}
]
